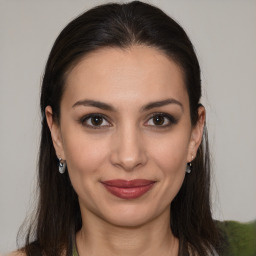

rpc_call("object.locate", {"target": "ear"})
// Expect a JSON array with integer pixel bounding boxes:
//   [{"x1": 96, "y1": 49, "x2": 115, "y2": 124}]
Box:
[
  {"x1": 45, "y1": 106, "x2": 66, "y2": 160},
  {"x1": 187, "y1": 106, "x2": 206, "y2": 162}
]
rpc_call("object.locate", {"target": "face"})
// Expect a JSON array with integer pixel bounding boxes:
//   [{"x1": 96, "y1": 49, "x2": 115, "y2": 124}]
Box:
[{"x1": 46, "y1": 45, "x2": 204, "y2": 227}]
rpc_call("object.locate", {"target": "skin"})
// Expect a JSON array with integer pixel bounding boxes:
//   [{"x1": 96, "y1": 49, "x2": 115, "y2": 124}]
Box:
[{"x1": 44, "y1": 45, "x2": 205, "y2": 256}]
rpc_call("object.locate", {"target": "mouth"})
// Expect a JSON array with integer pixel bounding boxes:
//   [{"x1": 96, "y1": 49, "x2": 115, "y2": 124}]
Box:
[{"x1": 101, "y1": 179, "x2": 156, "y2": 199}]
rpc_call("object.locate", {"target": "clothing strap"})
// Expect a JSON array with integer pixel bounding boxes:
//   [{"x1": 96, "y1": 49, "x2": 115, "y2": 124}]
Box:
[{"x1": 73, "y1": 242, "x2": 79, "y2": 256}]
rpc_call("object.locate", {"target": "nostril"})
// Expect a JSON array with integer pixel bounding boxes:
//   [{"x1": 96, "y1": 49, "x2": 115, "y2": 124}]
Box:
[{"x1": 110, "y1": 146, "x2": 147, "y2": 171}]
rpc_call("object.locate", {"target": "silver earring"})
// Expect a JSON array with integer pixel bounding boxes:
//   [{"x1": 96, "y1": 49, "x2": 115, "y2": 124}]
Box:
[
  {"x1": 186, "y1": 155, "x2": 193, "y2": 174},
  {"x1": 186, "y1": 162, "x2": 192, "y2": 174},
  {"x1": 58, "y1": 157, "x2": 66, "y2": 174}
]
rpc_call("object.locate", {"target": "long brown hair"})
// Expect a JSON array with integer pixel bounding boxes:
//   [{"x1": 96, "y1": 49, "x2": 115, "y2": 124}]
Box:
[{"x1": 19, "y1": 1, "x2": 222, "y2": 255}]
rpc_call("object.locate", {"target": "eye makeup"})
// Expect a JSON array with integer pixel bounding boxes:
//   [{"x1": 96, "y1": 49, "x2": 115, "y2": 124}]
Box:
[{"x1": 78, "y1": 111, "x2": 179, "y2": 130}]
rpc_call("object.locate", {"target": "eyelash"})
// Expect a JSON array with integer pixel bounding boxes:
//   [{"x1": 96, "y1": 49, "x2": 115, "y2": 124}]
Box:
[
  {"x1": 80, "y1": 114, "x2": 111, "y2": 129},
  {"x1": 146, "y1": 112, "x2": 178, "y2": 128},
  {"x1": 79, "y1": 112, "x2": 178, "y2": 129}
]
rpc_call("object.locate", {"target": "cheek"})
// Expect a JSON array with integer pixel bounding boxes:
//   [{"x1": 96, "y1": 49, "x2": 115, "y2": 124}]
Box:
[
  {"x1": 148, "y1": 131, "x2": 190, "y2": 175},
  {"x1": 62, "y1": 129, "x2": 109, "y2": 178},
  {"x1": 149, "y1": 134, "x2": 189, "y2": 204},
  {"x1": 62, "y1": 132, "x2": 110, "y2": 205}
]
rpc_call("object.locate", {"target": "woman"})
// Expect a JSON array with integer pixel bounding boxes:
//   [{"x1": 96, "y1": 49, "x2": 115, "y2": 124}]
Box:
[{"x1": 10, "y1": 1, "x2": 241, "y2": 256}]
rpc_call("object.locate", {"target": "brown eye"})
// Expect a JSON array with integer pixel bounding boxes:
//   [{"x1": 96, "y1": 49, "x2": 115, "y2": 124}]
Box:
[
  {"x1": 145, "y1": 113, "x2": 178, "y2": 128},
  {"x1": 152, "y1": 115, "x2": 165, "y2": 125},
  {"x1": 91, "y1": 115, "x2": 103, "y2": 126},
  {"x1": 80, "y1": 114, "x2": 111, "y2": 129}
]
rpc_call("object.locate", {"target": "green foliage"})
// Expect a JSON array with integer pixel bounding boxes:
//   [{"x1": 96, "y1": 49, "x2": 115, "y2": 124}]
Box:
[{"x1": 218, "y1": 220, "x2": 256, "y2": 256}]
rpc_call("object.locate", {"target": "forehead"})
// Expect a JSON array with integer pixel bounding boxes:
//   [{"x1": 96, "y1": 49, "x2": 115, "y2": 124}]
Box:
[{"x1": 63, "y1": 45, "x2": 188, "y2": 109}]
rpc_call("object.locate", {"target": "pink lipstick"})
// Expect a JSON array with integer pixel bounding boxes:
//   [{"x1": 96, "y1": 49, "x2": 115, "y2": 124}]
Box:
[{"x1": 101, "y1": 179, "x2": 155, "y2": 199}]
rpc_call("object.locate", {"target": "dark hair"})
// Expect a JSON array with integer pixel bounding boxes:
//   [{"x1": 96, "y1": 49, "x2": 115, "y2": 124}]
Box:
[{"x1": 19, "y1": 1, "x2": 222, "y2": 256}]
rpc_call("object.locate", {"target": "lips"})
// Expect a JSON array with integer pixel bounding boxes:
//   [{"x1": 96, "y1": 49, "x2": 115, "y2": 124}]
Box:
[{"x1": 101, "y1": 179, "x2": 156, "y2": 199}]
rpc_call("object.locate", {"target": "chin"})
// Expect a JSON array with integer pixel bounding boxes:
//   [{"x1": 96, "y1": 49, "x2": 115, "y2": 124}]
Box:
[
  {"x1": 98, "y1": 203, "x2": 165, "y2": 228},
  {"x1": 106, "y1": 214, "x2": 154, "y2": 228}
]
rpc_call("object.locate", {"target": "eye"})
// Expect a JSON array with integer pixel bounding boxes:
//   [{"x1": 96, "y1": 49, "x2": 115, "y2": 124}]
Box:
[
  {"x1": 80, "y1": 114, "x2": 111, "y2": 129},
  {"x1": 145, "y1": 113, "x2": 177, "y2": 128}
]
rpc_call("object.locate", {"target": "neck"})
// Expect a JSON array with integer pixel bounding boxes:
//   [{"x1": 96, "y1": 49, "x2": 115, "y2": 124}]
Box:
[{"x1": 76, "y1": 208, "x2": 179, "y2": 256}]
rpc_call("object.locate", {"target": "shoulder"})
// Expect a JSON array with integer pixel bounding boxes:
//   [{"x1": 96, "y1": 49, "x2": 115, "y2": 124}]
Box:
[
  {"x1": 216, "y1": 220, "x2": 256, "y2": 256},
  {"x1": 5, "y1": 251, "x2": 26, "y2": 256}
]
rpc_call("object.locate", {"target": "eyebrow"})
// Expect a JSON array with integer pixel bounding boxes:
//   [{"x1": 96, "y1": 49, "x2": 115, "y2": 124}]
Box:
[
  {"x1": 72, "y1": 98, "x2": 183, "y2": 112},
  {"x1": 72, "y1": 99, "x2": 115, "y2": 111},
  {"x1": 141, "y1": 98, "x2": 183, "y2": 112}
]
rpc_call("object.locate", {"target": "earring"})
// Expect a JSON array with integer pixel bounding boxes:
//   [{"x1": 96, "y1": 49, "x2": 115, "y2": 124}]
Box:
[
  {"x1": 58, "y1": 157, "x2": 66, "y2": 174},
  {"x1": 186, "y1": 162, "x2": 192, "y2": 174},
  {"x1": 186, "y1": 155, "x2": 194, "y2": 174}
]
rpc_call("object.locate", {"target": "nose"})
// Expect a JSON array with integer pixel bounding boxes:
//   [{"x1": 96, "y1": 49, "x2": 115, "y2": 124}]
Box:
[{"x1": 110, "y1": 124, "x2": 147, "y2": 172}]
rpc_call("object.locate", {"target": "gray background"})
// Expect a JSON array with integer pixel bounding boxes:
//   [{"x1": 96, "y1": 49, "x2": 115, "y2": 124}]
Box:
[{"x1": 1, "y1": 0, "x2": 255, "y2": 254}]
